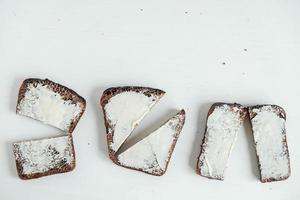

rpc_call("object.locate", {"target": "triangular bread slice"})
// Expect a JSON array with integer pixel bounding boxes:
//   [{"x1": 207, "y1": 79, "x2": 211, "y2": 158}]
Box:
[
  {"x1": 16, "y1": 78, "x2": 86, "y2": 133},
  {"x1": 100, "y1": 87, "x2": 165, "y2": 161},
  {"x1": 197, "y1": 103, "x2": 246, "y2": 180},
  {"x1": 13, "y1": 135, "x2": 76, "y2": 180},
  {"x1": 117, "y1": 110, "x2": 185, "y2": 176},
  {"x1": 248, "y1": 105, "x2": 290, "y2": 183}
]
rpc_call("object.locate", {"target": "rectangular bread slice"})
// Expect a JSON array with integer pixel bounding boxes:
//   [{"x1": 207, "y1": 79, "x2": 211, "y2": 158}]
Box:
[
  {"x1": 248, "y1": 105, "x2": 291, "y2": 183},
  {"x1": 16, "y1": 78, "x2": 86, "y2": 133},
  {"x1": 13, "y1": 135, "x2": 76, "y2": 180},
  {"x1": 197, "y1": 103, "x2": 246, "y2": 180}
]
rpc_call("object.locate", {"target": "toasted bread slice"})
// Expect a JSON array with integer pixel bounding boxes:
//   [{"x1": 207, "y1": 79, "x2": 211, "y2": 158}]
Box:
[
  {"x1": 248, "y1": 105, "x2": 290, "y2": 183},
  {"x1": 16, "y1": 78, "x2": 86, "y2": 133},
  {"x1": 100, "y1": 86, "x2": 165, "y2": 162},
  {"x1": 13, "y1": 135, "x2": 76, "y2": 180},
  {"x1": 117, "y1": 110, "x2": 185, "y2": 176},
  {"x1": 197, "y1": 103, "x2": 246, "y2": 180}
]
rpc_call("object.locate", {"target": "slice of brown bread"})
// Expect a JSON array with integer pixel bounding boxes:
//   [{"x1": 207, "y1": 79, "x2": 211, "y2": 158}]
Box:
[
  {"x1": 117, "y1": 109, "x2": 185, "y2": 176},
  {"x1": 196, "y1": 103, "x2": 247, "y2": 180},
  {"x1": 13, "y1": 135, "x2": 76, "y2": 180},
  {"x1": 16, "y1": 78, "x2": 86, "y2": 133},
  {"x1": 100, "y1": 86, "x2": 165, "y2": 162},
  {"x1": 248, "y1": 105, "x2": 291, "y2": 183}
]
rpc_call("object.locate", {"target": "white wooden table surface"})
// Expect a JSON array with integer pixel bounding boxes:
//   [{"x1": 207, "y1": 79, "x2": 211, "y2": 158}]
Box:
[{"x1": 0, "y1": 0, "x2": 299, "y2": 199}]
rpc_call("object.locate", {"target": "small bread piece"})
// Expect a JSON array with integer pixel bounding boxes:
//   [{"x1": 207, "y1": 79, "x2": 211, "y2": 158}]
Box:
[
  {"x1": 248, "y1": 105, "x2": 290, "y2": 183},
  {"x1": 13, "y1": 135, "x2": 75, "y2": 180},
  {"x1": 16, "y1": 78, "x2": 86, "y2": 133},
  {"x1": 197, "y1": 103, "x2": 246, "y2": 180},
  {"x1": 117, "y1": 110, "x2": 185, "y2": 176},
  {"x1": 100, "y1": 86, "x2": 165, "y2": 162}
]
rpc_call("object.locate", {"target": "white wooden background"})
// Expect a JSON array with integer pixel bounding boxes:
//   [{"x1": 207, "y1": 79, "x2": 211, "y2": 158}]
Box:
[{"x1": 0, "y1": 0, "x2": 299, "y2": 199}]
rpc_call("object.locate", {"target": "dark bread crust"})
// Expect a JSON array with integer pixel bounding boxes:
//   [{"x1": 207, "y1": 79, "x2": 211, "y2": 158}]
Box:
[
  {"x1": 13, "y1": 136, "x2": 76, "y2": 180},
  {"x1": 100, "y1": 86, "x2": 165, "y2": 163},
  {"x1": 196, "y1": 102, "x2": 247, "y2": 180},
  {"x1": 248, "y1": 104, "x2": 291, "y2": 183},
  {"x1": 115, "y1": 109, "x2": 186, "y2": 176},
  {"x1": 16, "y1": 78, "x2": 86, "y2": 133}
]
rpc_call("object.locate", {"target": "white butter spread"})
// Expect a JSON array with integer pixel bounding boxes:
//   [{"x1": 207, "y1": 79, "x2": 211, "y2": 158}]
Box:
[
  {"x1": 250, "y1": 106, "x2": 290, "y2": 181},
  {"x1": 118, "y1": 112, "x2": 184, "y2": 174},
  {"x1": 104, "y1": 91, "x2": 160, "y2": 152},
  {"x1": 13, "y1": 135, "x2": 74, "y2": 175},
  {"x1": 198, "y1": 104, "x2": 243, "y2": 180},
  {"x1": 17, "y1": 84, "x2": 82, "y2": 132}
]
